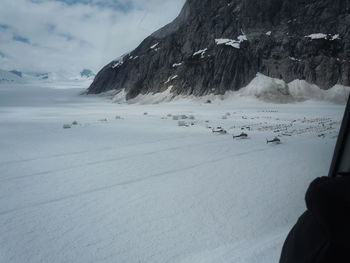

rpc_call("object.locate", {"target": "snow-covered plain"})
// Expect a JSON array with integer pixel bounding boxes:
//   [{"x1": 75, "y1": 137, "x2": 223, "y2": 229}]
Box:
[{"x1": 0, "y1": 81, "x2": 346, "y2": 263}]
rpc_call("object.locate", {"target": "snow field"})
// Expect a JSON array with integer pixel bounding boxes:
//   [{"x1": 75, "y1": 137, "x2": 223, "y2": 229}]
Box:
[{"x1": 0, "y1": 82, "x2": 345, "y2": 263}]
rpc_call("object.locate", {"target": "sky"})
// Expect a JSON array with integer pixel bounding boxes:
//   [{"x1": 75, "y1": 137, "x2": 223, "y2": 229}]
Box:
[{"x1": 0, "y1": 0, "x2": 185, "y2": 77}]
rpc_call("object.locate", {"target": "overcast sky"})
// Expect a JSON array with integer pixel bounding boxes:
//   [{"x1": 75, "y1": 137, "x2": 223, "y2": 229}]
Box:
[{"x1": 0, "y1": 0, "x2": 185, "y2": 76}]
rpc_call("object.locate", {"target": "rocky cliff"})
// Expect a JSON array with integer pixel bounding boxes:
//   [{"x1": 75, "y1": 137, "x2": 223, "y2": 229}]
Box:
[{"x1": 87, "y1": 0, "x2": 350, "y2": 100}]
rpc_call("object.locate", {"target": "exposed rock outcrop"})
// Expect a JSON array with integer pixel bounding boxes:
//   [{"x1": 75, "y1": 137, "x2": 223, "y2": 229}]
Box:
[{"x1": 87, "y1": 0, "x2": 350, "y2": 100}]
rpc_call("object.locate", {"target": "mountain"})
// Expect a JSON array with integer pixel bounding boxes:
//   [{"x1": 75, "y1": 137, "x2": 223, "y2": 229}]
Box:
[
  {"x1": 87, "y1": 0, "x2": 350, "y2": 100},
  {"x1": 35, "y1": 72, "x2": 50, "y2": 80},
  {"x1": 80, "y1": 69, "x2": 95, "y2": 79},
  {"x1": 9, "y1": 70, "x2": 23, "y2": 77},
  {"x1": 0, "y1": 69, "x2": 23, "y2": 83}
]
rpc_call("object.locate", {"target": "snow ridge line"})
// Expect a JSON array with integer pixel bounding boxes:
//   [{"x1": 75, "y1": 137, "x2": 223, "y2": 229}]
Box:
[{"x1": 0, "y1": 147, "x2": 269, "y2": 217}]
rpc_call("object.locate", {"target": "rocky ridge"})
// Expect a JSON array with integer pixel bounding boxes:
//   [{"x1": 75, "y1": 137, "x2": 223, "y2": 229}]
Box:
[{"x1": 87, "y1": 0, "x2": 350, "y2": 100}]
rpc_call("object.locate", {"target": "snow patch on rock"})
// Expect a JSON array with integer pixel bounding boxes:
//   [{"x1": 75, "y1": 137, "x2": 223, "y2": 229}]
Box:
[
  {"x1": 237, "y1": 34, "x2": 247, "y2": 42},
  {"x1": 305, "y1": 33, "x2": 327, "y2": 39},
  {"x1": 112, "y1": 60, "x2": 124, "y2": 69},
  {"x1": 305, "y1": 33, "x2": 340, "y2": 40},
  {"x1": 150, "y1": 43, "x2": 159, "y2": 49},
  {"x1": 172, "y1": 62, "x2": 183, "y2": 68},
  {"x1": 164, "y1": 75, "x2": 178, "y2": 84},
  {"x1": 215, "y1": 38, "x2": 240, "y2": 49},
  {"x1": 111, "y1": 53, "x2": 129, "y2": 69},
  {"x1": 215, "y1": 34, "x2": 247, "y2": 49},
  {"x1": 289, "y1": 57, "x2": 302, "y2": 62},
  {"x1": 331, "y1": 34, "x2": 340, "y2": 40},
  {"x1": 193, "y1": 48, "x2": 208, "y2": 58}
]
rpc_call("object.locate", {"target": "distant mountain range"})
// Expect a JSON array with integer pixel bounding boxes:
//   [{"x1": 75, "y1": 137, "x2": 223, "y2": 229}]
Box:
[
  {"x1": 80, "y1": 69, "x2": 95, "y2": 79},
  {"x1": 87, "y1": 0, "x2": 350, "y2": 101},
  {"x1": 0, "y1": 69, "x2": 95, "y2": 83},
  {"x1": 0, "y1": 69, "x2": 24, "y2": 83}
]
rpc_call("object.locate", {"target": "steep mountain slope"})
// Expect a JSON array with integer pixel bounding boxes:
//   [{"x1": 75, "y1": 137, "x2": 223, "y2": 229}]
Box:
[{"x1": 87, "y1": 0, "x2": 350, "y2": 100}]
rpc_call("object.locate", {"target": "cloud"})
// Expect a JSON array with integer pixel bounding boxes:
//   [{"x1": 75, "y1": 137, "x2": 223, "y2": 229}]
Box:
[{"x1": 0, "y1": 0, "x2": 185, "y2": 76}]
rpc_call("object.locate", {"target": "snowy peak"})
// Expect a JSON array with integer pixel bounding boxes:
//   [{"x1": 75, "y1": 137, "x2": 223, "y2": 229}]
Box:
[{"x1": 0, "y1": 70, "x2": 84, "y2": 84}]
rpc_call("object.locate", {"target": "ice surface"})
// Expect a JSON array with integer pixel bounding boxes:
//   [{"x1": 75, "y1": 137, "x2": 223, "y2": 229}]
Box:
[{"x1": 0, "y1": 80, "x2": 346, "y2": 263}]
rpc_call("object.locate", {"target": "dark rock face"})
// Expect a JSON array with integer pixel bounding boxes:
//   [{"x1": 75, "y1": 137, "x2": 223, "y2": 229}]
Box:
[{"x1": 87, "y1": 0, "x2": 350, "y2": 99}]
